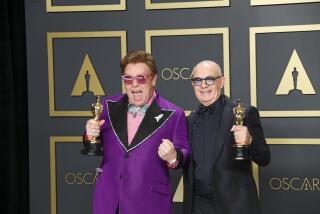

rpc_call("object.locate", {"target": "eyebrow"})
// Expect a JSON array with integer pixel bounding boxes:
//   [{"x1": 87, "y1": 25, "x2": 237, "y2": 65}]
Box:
[{"x1": 192, "y1": 75, "x2": 215, "y2": 78}]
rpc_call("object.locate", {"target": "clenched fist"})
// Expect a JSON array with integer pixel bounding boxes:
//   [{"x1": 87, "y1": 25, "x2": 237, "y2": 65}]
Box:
[
  {"x1": 230, "y1": 125, "x2": 252, "y2": 145},
  {"x1": 158, "y1": 139, "x2": 177, "y2": 163}
]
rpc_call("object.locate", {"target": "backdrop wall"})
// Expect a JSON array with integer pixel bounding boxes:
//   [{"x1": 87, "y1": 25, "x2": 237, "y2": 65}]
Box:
[{"x1": 25, "y1": 1, "x2": 320, "y2": 213}]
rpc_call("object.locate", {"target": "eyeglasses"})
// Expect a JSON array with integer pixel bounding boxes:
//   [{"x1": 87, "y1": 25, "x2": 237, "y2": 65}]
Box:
[
  {"x1": 122, "y1": 74, "x2": 151, "y2": 85},
  {"x1": 191, "y1": 76, "x2": 221, "y2": 86}
]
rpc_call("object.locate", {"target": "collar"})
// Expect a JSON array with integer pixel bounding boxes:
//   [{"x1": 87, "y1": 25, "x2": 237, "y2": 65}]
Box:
[
  {"x1": 197, "y1": 95, "x2": 224, "y2": 115},
  {"x1": 127, "y1": 91, "x2": 156, "y2": 117}
]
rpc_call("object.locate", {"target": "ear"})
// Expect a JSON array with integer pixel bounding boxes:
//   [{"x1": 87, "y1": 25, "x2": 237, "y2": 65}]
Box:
[
  {"x1": 152, "y1": 74, "x2": 157, "y2": 87},
  {"x1": 191, "y1": 81, "x2": 195, "y2": 87},
  {"x1": 219, "y1": 77, "x2": 225, "y2": 89}
]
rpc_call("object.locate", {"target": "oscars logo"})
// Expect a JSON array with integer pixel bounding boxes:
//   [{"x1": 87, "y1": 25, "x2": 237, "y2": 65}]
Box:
[
  {"x1": 160, "y1": 67, "x2": 191, "y2": 80},
  {"x1": 71, "y1": 53, "x2": 105, "y2": 96},
  {"x1": 64, "y1": 171, "x2": 97, "y2": 185},
  {"x1": 276, "y1": 49, "x2": 316, "y2": 95},
  {"x1": 269, "y1": 177, "x2": 320, "y2": 191}
]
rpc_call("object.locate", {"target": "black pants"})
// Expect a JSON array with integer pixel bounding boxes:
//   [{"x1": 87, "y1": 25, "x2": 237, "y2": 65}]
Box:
[{"x1": 192, "y1": 193, "x2": 217, "y2": 214}]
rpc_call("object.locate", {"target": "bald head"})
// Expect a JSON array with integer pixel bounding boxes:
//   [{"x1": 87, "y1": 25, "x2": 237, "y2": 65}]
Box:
[
  {"x1": 191, "y1": 60, "x2": 224, "y2": 106},
  {"x1": 192, "y1": 60, "x2": 222, "y2": 78}
]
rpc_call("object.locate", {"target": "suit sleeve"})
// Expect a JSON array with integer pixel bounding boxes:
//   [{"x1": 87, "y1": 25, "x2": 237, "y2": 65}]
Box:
[
  {"x1": 172, "y1": 110, "x2": 191, "y2": 168},
  {"x1": 246, "y1": 106, "x2": 271, "y2": 166}
]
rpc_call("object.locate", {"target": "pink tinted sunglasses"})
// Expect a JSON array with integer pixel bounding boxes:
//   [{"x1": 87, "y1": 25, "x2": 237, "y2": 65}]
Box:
[{"x1": 122, "y1": 74, "x2": 151, "y2": 85}]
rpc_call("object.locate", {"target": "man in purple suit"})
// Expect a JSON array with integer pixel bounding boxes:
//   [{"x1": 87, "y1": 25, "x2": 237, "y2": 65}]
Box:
[{"x1": 85, "y1": 50, "x2": 191, "y2": 214}]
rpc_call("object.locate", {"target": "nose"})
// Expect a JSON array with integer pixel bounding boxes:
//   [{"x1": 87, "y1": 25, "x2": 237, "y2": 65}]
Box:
[
  {"x1": 132, "y1": 79, "x2": 139, "y2": 87},
  {"x1": 200, "y1": 80, "x2": 207, "y2": 88}
]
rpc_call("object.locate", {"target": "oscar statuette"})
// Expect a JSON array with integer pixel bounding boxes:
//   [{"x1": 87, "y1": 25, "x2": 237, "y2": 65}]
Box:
[
  {"x1": 232, "y1": 99, "x2": 249, "y2": 160},
  {"x1": 81, "y1": 96, "x2": 103, "y2": 156}
]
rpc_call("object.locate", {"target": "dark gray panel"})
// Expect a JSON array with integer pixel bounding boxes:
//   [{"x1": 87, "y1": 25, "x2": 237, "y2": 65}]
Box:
[
  {"x1": 153, "y1": 35, "x2": 223, "y2": 109},
  {"x1": 256, "y1": 31, "x2": 320, "y2": 110},
  {"x1": 52, "y1": 0, "x2": 119, "y2": 6},
  {"x1": 53, "y1": 37, "x2": 122, "y2": 110},
  {"x1": 260, "y1": 145, "x2": 320, "y2": 214},
  {"x1": 25, "y1": 0, "x2": 320, "y2": 213},
  {"x1": 56, "y1": 143, "x2": 101, "y2": 213}
]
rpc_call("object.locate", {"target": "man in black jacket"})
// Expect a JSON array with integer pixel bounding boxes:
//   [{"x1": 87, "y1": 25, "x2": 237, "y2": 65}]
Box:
[{"x1": 183, "y1": 60, "x2": 270, "y2": 214}]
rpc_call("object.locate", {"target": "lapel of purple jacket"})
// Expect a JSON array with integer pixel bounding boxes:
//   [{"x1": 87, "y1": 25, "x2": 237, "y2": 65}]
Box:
[{"x1": 106, "y1": 92, "x2": 175, "y2": 152}]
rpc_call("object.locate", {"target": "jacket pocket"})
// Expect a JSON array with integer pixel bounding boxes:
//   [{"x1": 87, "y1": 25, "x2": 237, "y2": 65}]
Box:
[{"x1": 150, "y1": 180, "x2": 170, "y2": 196}]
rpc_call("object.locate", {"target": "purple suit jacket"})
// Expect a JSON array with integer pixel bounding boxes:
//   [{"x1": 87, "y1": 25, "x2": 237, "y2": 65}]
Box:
[{"x1": 93, "y1": 93, "x2": 190, "y2": 214}]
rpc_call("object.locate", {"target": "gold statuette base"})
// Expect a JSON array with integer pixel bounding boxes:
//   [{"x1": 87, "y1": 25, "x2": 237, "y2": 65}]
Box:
[
  {"x1": 232, "y1": 144, "x2": 249, "y2": 160},
  {"x1": 81, "y1": 138, "x2": 103, "y2": 156}
]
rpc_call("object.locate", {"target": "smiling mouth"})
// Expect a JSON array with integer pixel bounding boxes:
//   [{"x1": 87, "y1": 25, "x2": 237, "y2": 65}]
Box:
[{"x1": 200, "y1": 90, "x2": 212, "y2": 95}]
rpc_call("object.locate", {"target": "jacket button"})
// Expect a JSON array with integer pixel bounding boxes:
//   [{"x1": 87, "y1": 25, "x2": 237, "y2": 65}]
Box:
[
  {"x1": 125, "y1": 153, "x2": 129, "y2": 158},
  {"x1": 119, "y1": 175, "x2": 122, "y2": 179}
]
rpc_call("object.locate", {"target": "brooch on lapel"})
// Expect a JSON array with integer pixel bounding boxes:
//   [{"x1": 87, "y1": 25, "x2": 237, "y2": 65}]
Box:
[{"x1": 154, "y1": 114, "x2": 163, "y2": 122}]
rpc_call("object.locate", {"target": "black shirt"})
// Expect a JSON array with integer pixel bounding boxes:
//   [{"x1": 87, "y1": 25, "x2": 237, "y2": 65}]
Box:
[{"x1": 192, "y1": 95, "x2": 224, "y2": 195}]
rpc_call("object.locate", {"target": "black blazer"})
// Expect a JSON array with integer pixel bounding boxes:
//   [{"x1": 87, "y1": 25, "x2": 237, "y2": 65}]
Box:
[{"x1": 183, "y1": 96, "x2": 271, "y2": 214}]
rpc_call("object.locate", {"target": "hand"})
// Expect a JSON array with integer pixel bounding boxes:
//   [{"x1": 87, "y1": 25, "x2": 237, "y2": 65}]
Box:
[
  {"x1": 158, "y1": 139, "x2": 177, "y2": 162},
  {"x1": 231, "y1": 125, "x2": 252, "y2": 145},
  {"x1": 86, "y1": 119, "x2": 105, "y2": 138}
]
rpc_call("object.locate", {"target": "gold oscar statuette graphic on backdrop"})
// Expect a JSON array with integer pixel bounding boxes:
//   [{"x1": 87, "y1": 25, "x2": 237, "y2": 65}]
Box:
[
  {"x1": 232, "y1": 99, "x2": 249, "y2": 160},
  {"x1": 81, "y1": 96, "x2": 103, "y2": 156},
  {"x1": 71, "y1": 53, "x2": 105, "y2": 96},
  {"x1": 276, "y1": 49, "x2": 316, "y2": 95}
]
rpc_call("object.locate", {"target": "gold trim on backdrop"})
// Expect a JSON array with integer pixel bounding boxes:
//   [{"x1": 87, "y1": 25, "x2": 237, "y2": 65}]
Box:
[
  {"x1": 184, "y1": 110, "x2": 191, "y2": 116},
  {"x1": 253, "y1": 163, "x2": 259, "y2": 193},
  {"x1": 47, "y1": 31, "x2": 127, "y2": 117},
  {"x1": 46, "y1": 0, "x2": 126, "y2": 12},
  {"x1": 249, "y1": 24, "x2": 320, "y2": 117},
  {"x1": 173, "y1": 176, "x2": 184, "y2": 202},
  {"x1": 268, "y1": 138, "x2": 320, "y2": 145},
  {"x1": 49, "y1": 137, "x2": 317, "y2": 211},
  {"x1": 145, "y1": 28, "x2": 230, "y2": 96},
  {"x1": 50, "y1": 136, "x2": 82, "y2": 214},
  {"x1": 251, "y1": 0, "x2": 320, "y2": 6},
  {"x1": 253, "y1": 138, "x2": 320, "y2": 194},
  {"x1": 145, "y1": 0, "x2": 229, "y2": 10},
  {"x1": 49, "y1": 136, "x2": 187, "y2": 210},
  {"x1": 146, "y1": 28, "x2": 230, "y2": 117}
]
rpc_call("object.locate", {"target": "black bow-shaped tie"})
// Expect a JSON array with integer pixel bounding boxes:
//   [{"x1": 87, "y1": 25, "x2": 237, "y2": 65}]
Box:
[
  {"x1": 198, "y1": 103, "x2": 218, "y2": 115},
  {"x1": 198, "y1": 105, "x2": 210, "y2": 115}
]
